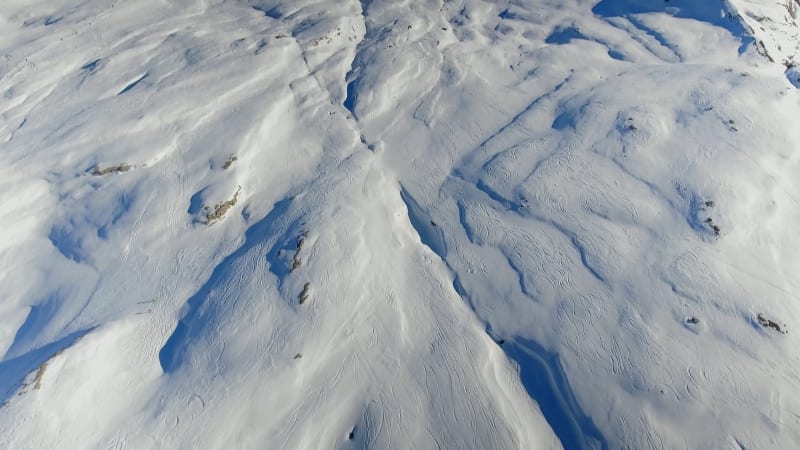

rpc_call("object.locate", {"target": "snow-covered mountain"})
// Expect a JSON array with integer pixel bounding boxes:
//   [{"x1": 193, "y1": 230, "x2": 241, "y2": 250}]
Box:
[{"x1": 1, "y1": 0, "x2": 799, "y2": 448}]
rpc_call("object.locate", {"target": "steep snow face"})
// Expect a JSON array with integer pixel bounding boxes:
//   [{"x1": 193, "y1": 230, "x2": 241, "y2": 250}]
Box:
[
  {"x1": 1, "y1": 0, "x2": 799, "y2": 449},
  {"x1": 732, "y1": 0, "x2": 800, "y2": 87}
]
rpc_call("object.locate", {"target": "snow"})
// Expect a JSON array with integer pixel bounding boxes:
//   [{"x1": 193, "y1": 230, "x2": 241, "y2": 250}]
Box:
[{"x1": 1, "y1": 0, "x2": 799, "y2": 448}]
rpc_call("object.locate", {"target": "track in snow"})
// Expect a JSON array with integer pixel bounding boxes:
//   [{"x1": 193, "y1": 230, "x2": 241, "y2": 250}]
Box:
[{"x1": 1, "y1": 0, "x2": 800, "y2": 449}]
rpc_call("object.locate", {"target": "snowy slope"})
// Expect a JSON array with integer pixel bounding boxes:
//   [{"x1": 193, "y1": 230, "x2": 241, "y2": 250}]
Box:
[{"x1": 1, "y1": 0, "x2": 799, "y2": 449}]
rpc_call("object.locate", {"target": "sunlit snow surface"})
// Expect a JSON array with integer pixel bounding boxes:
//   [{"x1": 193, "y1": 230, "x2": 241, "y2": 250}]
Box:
[{"x1": 1, "y1": 0, "x2": 800, "y2": 448}]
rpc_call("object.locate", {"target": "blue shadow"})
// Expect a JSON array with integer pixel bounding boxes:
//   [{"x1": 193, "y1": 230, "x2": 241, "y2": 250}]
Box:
[
  {"x1": 399, "y1": 187, "x2": 447, "y2": 258},
  {"x1": 593, "y1": 0, "x2": 754, "y2": 54},
  {"x1": 159, "y1": 197, "x2": 294, "y2": 373},
  {"x1": 118, "y1": 73, "x2": 149, "y2": 96},
  {"x1": 546, "y1": 26, "x2": 585, "y2": 45},
  {"x1": 0, "y1": 327, "x2": 92, "y2": 404},
  {"x1": 504, "y1": 338, "x2": 609, "y2": 450}
]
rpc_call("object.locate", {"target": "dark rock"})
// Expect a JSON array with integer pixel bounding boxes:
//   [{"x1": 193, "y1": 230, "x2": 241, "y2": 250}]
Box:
[{"x1": 757, "y1": 313, "x2": 787, "y2": 334}]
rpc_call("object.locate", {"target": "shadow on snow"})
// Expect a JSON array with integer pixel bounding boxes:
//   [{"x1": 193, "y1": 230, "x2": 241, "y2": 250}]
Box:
[
  {"x1": 593, "y1": 0, "x2": 754, "y2": 54},
  {"x1": 159, "y1": 197, "x2": 295, "y2": 373},
  {"x1": 504, "y1": 338, "x2": 609, "y2": 450}
]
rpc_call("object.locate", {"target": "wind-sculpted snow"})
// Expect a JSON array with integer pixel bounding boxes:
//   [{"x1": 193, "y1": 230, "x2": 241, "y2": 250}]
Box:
[{"x1": 1, "y1": 0, "x2": 799, "y2": 449}]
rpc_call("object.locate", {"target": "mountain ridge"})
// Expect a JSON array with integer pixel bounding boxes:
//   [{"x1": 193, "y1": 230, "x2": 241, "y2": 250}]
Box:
[{"x1": 1, "y1": 1, "x2": 799, "y2": 448}]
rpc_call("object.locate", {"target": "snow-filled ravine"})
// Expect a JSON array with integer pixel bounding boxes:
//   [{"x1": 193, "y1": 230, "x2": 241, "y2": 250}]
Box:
[{"x1": 1, "y1": 0, "x2": 800, "y2": 448}]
